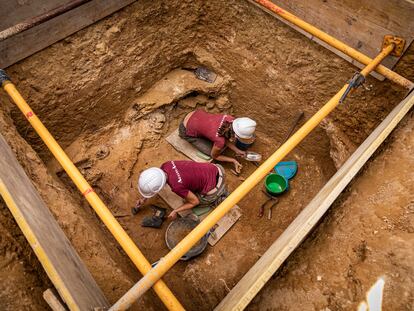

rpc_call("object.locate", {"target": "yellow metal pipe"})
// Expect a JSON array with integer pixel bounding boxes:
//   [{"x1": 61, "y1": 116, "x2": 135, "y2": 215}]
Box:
[
  {"x1": 360, "y1": 44, "x2": 394, "y2": 77},
  {"x1": 0, "y1": 77, "x2": 184, "y2": 311},
  {"x1": 109, "y1": 45, "x2": 395, "y2": 311},
  {"x1": 252, "y1": 0, "x2": 413, "y2": 90}
]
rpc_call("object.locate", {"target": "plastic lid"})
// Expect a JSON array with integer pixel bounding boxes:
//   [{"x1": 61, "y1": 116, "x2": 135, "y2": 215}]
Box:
[{"x1": 274, "y1": 161, "x2": 298, "y2": 180}]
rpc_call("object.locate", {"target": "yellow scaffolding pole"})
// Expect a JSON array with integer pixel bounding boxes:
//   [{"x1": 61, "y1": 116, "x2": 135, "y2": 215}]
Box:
[
  {"x1": 0, "y1": 71, "x2": 184, "y2": 311},
  {"x1": 252, "y1": 0, "x2": 413, "y2": 90},
  {"x1": 109, "y1": 43, "x2": 396, "y2": 311}
]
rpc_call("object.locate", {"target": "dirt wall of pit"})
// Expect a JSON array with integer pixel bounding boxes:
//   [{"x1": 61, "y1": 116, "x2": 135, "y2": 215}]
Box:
[
  {"x1": 3, "y1": 0, "x2": 412, "y2": 168},
  {"x1": 197, "y1": 0, "x2": 412, "y2": 169},
  {"x1": 0, "y1": 108, "x2": 169, "y2": 309},
  {"x1": 0, "y1": 1, "x2": 205, "y2": 310},
  {"x1": 1, "y1": 1, "x2": 204, "y2": 160}
]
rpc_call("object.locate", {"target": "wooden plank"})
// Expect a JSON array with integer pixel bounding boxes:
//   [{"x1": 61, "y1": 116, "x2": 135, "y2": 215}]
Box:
[
  {"x1": 166, "y1": 129, "x2": 212, "y2": 163},
  {"x1": 0, "y1": 133, "x2": 108, "y2": 311},
  {"x1": 284, "y1": 0, "x2": 412, "y2": 66},
  {"x1": 0, "y1": 0, "x2": 68, "y2": 31},
  {"x1": 215, "y1": 91, "x2": 414, "y2": 311},
  {"x1": 0, "y1": 0, "x2": 136, "y2": 68},
  {"x1": 158, "y1": 185, "x2": 242, "y2": 246},
  {"x1": 248, "y1": 0, "x2": 414, "y2": 79},
  {"x1": 270, "y1": 0, "x2": 414, "y2": 68},
  {"x1": 43, "y1": 289, "x2": 68, "y2": 311},
  {"x1": 206, "y1": 205, "x2": 241, "y2": 246}
]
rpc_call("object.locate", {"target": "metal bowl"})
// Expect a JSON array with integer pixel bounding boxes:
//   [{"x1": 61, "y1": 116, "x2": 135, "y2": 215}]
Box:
[
  {"x1": 245, "y1": 151, "x2": 262, "y2": 162},
  {"x1": 165, "y1": 217, "x2": 208, "y2": 261}
]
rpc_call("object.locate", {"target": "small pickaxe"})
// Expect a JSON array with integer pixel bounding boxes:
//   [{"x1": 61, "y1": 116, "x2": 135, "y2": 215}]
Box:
[{"x1": 259, "y1": 190, "x2": 278, "y2": 219}]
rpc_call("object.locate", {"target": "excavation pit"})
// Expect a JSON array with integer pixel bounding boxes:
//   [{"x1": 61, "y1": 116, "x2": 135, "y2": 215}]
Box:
[{"x1": 0, "y1": 1, "x2": 413, "y2": 310}]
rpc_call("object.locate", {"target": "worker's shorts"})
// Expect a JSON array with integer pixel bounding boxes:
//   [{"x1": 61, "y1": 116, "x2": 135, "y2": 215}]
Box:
[
  {"x1": 197, "y1": 164, "x2": 229, "y2": 209},
  {"x1": 179, "y1": 121, "x2": 213, "y2": 156}
]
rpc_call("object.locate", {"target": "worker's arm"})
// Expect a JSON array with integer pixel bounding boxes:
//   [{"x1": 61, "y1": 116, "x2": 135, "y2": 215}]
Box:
[
  {"x1": 135, "y1": 198, "x2": 147, "y2": 209},
  {"x1": 211, "y1": 145, "x2": 243, "y2": 173},
  {"x1": 168, "y1": 191, "x2": 200, "y2": 219},
  {"x1": 225, "y1": 141, "x2": 246, "y2": 156}
]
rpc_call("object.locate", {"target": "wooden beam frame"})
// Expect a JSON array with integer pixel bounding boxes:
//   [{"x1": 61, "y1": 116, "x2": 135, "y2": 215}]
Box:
[
  {"x1": 247, "y1": 0, "x2": 414, "y2": 81},
  {"x1": 0, "y1": 133, "x2": 109, "y2": 311},
  {"x1": 215, "y1": 91, "x2": 414, "y2": 311},
  {"x1": 0, "y1": 0, "x2": 136, "y2": 68}
]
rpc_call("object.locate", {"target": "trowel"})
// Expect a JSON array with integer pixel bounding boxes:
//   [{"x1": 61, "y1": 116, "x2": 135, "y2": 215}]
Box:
[{"x1": 194, "y1": 66, "x2": 217, "y2": 83}]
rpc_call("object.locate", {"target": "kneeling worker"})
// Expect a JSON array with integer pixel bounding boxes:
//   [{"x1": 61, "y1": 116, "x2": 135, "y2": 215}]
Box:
[
  {"x1": 137, "y1": 160, "x2": 228, "y2": 219},
  {"x1": 179, "y1": 109, "x2": 256, "y2": 173}
]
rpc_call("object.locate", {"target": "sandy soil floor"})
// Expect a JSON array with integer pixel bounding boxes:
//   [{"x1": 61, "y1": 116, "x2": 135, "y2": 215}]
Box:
[{"x1": 249, "y1": 113, "x2": 414, "y2": 311}]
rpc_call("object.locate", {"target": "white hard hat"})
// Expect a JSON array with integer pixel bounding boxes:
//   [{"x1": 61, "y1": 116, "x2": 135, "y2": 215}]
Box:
[
  {"x1": 138, "y1": 167, "x2": 167, "y2": 198},
  {"x1": 232, "y1": 117, "x2": 257, "y2": 139}
]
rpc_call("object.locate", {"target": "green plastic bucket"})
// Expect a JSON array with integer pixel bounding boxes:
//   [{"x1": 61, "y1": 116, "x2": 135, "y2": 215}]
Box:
[{"x1": 265, "y1": 173, "x2": 288, "y2": 196}]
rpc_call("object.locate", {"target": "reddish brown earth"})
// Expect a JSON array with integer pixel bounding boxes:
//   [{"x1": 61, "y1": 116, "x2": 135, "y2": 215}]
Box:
[
  {"x1": 249, "y1": 113, "x2": 414, "y2": 311},
  {"x1": 0, "y1": 0, "x2": 412, "y2": 310}
]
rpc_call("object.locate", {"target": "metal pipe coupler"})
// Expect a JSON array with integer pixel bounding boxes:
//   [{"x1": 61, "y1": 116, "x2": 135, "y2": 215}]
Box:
[{"x1": 0, "y1": 70, "x2": 10, "y2": 86}]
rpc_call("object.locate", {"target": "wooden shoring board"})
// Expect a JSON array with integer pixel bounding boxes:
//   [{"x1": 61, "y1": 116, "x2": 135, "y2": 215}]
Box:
[
  {"x1": 215, "y1": 92, "x2": 414, "y2": 311},
  {"x1": 166, "y1": 129, "x2": 212, "y2": 163},
  {"x1": 0, "y1": 0, "x2": 136, "y2": 68},
  {"x1": 248, "y1": 0, "x2": 414, "y2": 80},
  {"x1": 43, "y1": 289, "x2": 68, "y2": 311},
  {"x1": 0, "y1": 0, "x2": 68, "y2": 31},
  {"x1": 158, "y1": 185, "x2": 241, "y2": 246},
  {"x1": 0, "y1": 134, "x2": 108, "y2": 311}
]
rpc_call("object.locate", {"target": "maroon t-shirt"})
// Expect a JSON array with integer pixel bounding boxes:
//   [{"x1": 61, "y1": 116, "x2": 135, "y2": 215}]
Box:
[
  {"x1": 161, "y1": 161, "x2": 218, "y2": 198},
  {"x1": 186, "y1": 110, "x2": 235, "y2": 149}
]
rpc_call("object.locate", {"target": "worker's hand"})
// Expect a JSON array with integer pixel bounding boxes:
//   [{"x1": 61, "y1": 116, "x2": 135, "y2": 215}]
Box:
[
  {"x1": 236, "y1": 150, "x2": 247, "y2": 157},
  {"x1": 168, "y1": 210, "x2": 178, "y2": 220},
  {"x1": 135, "y1": 198, "x2": 146, "y2": 209},
  {"x1": 233, "y1": 160, "x2": 243, "y2": 174}
]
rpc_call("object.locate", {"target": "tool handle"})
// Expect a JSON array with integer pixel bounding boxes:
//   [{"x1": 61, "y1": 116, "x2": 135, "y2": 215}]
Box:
[
  {"x1": 281, "y1": 111, "x2": 304, "y2": 146},
  {"x1": 258, "y1": 205, "x2": 264, "y2": 218},
  {"x1": 339, "y1": 83, "x2": 354, "y2": 103},
  {"x1": 339, "y1": 72, "x2": 366, "y2": 104}
]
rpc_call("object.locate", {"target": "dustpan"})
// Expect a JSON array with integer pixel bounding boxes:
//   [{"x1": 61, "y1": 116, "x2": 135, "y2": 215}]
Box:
[{"x1": 274, "y1": 161, "x2": 298, "y2": 180}]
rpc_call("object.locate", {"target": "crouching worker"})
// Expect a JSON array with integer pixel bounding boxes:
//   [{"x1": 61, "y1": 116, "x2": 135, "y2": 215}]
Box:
[
  {"x1": 137, "y1": 160, "x2": 228, "y2": 219},
  {"x1": 179, "y1": 109, "x2": 256, "y2": 173}
]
